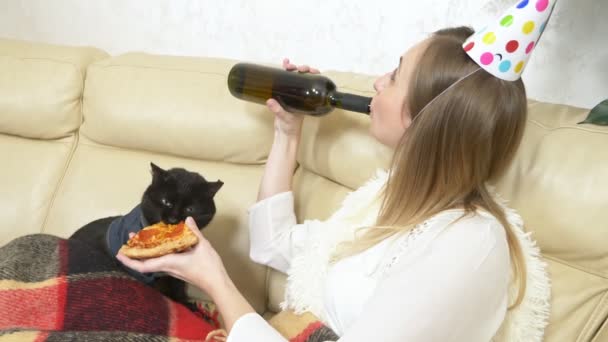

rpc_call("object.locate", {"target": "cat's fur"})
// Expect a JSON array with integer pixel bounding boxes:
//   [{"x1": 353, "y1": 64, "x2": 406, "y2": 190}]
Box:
[{"x1": 70, "y1": 162, "x2": 223, "y2": 308}]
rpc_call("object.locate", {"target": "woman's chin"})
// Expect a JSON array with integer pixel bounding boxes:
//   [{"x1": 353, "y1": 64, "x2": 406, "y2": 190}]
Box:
[{"x1": 368, "y1": 123, "x2": 383, "y2": 144}]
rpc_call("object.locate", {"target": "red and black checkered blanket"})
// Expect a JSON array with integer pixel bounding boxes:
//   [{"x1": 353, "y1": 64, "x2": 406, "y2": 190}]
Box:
[{"x1": 0, "y1": 234, "x2": 218, "y2": 341}]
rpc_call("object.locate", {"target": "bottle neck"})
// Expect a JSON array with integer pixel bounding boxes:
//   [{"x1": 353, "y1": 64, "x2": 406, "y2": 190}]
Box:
[{"x1": 329, "y1": 91, "x2": 371, "y2": 115}]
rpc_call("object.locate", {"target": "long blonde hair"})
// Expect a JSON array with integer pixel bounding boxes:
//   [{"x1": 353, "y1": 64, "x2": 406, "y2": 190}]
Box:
[{"x1": 333, "y1": 27, "x2": 528, "y2": 308}]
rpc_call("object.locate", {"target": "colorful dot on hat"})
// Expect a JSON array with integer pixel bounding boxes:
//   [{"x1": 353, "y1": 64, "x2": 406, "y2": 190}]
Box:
[
  {"x1": 461, "y1": 0, "x2": 556, "y2": 81},
  {"x1": 483, "y1": 32, "x2": 497, "y2": 44},
  {"x1": 499, "y1": 60, "x2": 512, "y2": 73},
  {"x1": 526, "y1": 42, "x2": 535, "y2": 54},
  {"x1": 517, "y1": 0, "x2": 529, "y2": 9},
  {"x1": 506, "y1": 40, "x2": 519, "y2": 53},
  {"x1": 480, "y1": 52, "x2": 494, "y2": 65},
  {"x1": 536, "y1": 0, "x2": 549, "y2": 12},
  {"x1": 522, "y1": 21, "x2": 535, "y2": 34},
  {"x1": 500, "y1": 15, "x2": 514, "y2": 27}
]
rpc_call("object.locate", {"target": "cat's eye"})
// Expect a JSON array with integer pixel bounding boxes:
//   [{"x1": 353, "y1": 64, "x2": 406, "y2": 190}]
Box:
[
  {"x1": 186, "y1": 206, "x2": 194, "y2": 213},
  {"x1": 161, "y1": 198, "x2": 173, "y2": 208}
]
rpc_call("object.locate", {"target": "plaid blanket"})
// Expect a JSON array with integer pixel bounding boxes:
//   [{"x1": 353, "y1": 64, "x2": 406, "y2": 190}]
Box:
[{"x1": 0, "y1": 234, "x2": 219, "y2": 341}]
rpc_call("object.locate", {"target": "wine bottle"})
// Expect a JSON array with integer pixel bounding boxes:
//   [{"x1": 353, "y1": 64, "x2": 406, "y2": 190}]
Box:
[{"x1": 227, "y1": 62, "x2": 371, "y2": 116}]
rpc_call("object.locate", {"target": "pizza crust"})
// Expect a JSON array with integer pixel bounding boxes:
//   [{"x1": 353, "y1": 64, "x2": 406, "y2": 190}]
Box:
[{"x1": 118, "y1": 225, "x2": 199, "y2": 259}]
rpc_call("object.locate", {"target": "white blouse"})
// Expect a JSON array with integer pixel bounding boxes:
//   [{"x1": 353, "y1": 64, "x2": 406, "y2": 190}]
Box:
[{"x1": 227, "y1": 191, "x2": 511, "y2": 342}]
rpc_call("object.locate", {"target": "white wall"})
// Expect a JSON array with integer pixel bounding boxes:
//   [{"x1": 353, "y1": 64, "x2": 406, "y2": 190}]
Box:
[{"x1": 0, "y1": 0, "x2": 605, "y2": 109}]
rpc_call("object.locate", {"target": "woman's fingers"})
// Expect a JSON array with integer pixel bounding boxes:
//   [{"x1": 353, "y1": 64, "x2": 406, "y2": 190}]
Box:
[
  {"x1": 185, "y1": 216, "x2": 205, "y2": 240},
  {"x1": 297, "y1": 65, "x2": 310, "y2": 73},
  {"x1": 185, "y1": 217, "x2": 212, "y2": 251},
  {"x1": 297, "y1": 65, "x2": 320, "y2": 74},
  {"x1": 116, "y1": 252, "x2": 167, "y2": 273},
  {"x1": 266, "y1": 98, "x2": 283, "y2": 114},
  {"x1": 283, "y1": 58, "x2": 319, "y2": 74},
  {"x1": 282, "y1": 58, "x2": 297, "y2": 71}
]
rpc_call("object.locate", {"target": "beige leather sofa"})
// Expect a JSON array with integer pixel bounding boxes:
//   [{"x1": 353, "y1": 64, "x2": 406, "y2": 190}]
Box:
[{"x1": 1, "y1": 37, "x2": 606, "y2": 341}]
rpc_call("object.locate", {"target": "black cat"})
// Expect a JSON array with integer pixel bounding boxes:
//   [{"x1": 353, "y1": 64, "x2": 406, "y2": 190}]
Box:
[{"x1": 70, "y1": 162, "x2": 223, "y2": 307}]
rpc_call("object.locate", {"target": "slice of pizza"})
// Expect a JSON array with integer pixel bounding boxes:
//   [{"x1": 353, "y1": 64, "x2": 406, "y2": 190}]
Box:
[{"x1": 119, "y1": 221, "x2": 199, "y2": 259}]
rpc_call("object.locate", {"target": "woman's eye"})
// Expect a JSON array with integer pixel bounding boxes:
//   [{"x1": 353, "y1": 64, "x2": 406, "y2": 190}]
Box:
[{"x1": 161, "y1": 198, "x2": 172, "y2": 207}]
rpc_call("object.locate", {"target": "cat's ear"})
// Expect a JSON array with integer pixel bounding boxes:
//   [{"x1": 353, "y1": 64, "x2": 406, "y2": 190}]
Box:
[
  {"x1": 150, "y1": 162, "x2": 167, "y2": 181},
  {"x1": 207, "y1": 180, "x2": 224, "y2": 197}
]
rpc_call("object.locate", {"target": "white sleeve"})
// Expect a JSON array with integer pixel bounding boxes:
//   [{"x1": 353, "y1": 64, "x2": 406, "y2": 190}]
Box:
[
  {"x1": 247, "y1": 191, "x2": 322, "y2": 274},
  {"x1": 227, "y1": 313, "x2": 287, "y2": 342},
  {"x1": 337, "y1": 221, "x2": 511, "y2": 342}
]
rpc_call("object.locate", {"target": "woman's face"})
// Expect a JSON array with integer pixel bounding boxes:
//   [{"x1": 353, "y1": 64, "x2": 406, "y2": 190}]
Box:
[{"x1": 369, "y1": 39, "x2": 430, "y2": 148}]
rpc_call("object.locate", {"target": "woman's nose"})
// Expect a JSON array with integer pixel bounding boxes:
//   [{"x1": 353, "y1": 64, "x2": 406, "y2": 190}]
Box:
[{"x1": 374, "y1": 73, "x2": 390, "y2": 92}]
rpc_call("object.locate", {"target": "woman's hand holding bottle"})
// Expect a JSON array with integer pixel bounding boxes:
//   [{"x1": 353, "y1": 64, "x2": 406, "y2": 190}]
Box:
[
  {"x1": 266, "y1": 58, "x2": 320, "y2": 137},
  {"x1": 257, "y1": 59, "x2": 319, "y2": 201}
]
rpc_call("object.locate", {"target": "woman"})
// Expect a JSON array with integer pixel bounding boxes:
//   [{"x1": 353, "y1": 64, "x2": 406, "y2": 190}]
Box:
[{"x1": 119, "y1": 26, "x2": 550, "y2": 341}]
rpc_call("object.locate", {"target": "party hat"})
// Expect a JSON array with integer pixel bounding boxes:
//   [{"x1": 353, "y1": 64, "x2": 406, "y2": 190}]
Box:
[{"x1": 462, "y1": 0, "x2": 557, "y2": 81}]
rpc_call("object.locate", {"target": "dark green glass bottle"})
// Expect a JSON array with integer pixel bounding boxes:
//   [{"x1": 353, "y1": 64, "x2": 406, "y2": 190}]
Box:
[{"x1": 227, "y1": 63, "x2": 371, "y2": 116}]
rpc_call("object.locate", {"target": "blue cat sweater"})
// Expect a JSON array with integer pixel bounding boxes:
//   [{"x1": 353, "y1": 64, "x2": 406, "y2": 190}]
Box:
[{"x1": 106, "y1": 205, "x2": 158, "y2": 284}]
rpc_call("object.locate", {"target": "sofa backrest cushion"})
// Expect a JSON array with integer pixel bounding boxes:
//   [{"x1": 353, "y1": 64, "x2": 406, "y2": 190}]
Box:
[
  {"x1": 81, "y1": 53, "x2": 274, "y2": 164},
  {"x1": 0, "y1": 38, "x2": 108, "y2": 139},
  {"x1": 493, "y1": 99, "x2": 608, "y2": 340}
]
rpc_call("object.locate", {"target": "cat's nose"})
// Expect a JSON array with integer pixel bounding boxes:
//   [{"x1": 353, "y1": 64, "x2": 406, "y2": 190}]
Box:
[{"x1": 167, "y1": 217, "x2": 180, "y2": 224}]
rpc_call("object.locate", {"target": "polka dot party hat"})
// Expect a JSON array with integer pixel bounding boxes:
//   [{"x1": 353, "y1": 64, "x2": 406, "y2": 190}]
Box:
[{"x1": 463, "y1": 0, "x2": 557, "y2": 81}]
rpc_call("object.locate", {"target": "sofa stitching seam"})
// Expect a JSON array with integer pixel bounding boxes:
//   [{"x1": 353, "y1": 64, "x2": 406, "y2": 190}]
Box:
[
  {"x1": 591, "y1": 311, "x2": 608, "y2": 342},
  {"x1": 90, "y1": 63, "x2": 227, "y2": 78},
  {"x1": 40, "y1": 131, "x2": 80, "y2": 233},
  {"x1": 0, "y1": 55, "x2": 84, "y2": 80},
  {"x1": 529, "y1": 119, "x2": 608, "y2": 135},
  {"x1": 75, "y1": 140, "x2": 265, "y2": 166},
  {"x1": 543, "y1": 255, "x2": 607, "y2": 279},
  {"x1": 579, "y1": 292, "x2": 608, "y2": 342}
]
